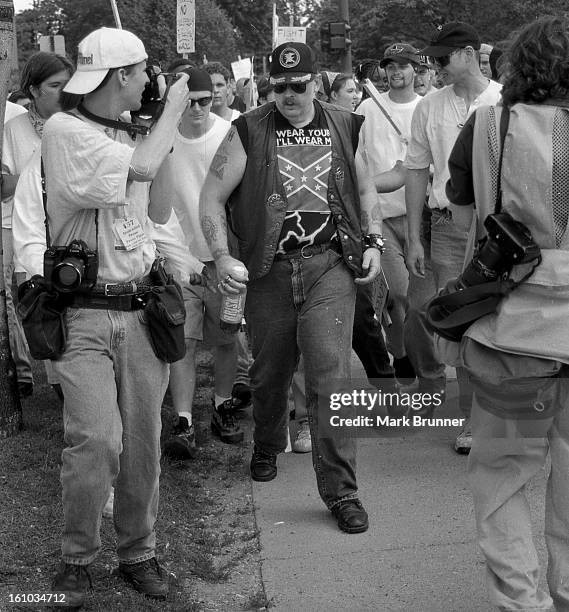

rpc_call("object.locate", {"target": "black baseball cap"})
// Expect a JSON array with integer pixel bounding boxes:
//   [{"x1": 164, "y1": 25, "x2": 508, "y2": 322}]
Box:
[
  {"x1": 379, "y1": 43, "x2": 421, "y2": 68},
  {"x1": 422, "y1": 22, "x2": 481, "y2": 57},
  {"x1": 269, "y1": 42, "x2": 316, "y2": 84}
]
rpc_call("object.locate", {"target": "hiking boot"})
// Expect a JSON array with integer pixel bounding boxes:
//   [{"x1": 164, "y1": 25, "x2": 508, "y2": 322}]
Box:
[
  {"x1": 292, "y1": 421, "x2": 312, "y2": 453},
  {"x1": 51, "y1": 562, "x2": 92, "y2": 609},
  {"x1": 164, "y1": 416, "x2": 197, "y2": 460},
  {"x1": 250, "y1": 445, "x2": 277, "y2": 482},
  {"x1": 231, "y1": 383, "x2": 252, "y2": 410},
  {"x1": 211, "y1": 399, "x2": 244, "y2": 444},
  {"x1": 331, "y1": 499, "x2": 369, "y2": 534},
  {"x1": 117, "y1": 557, "x2": 168, "y2": 600}
]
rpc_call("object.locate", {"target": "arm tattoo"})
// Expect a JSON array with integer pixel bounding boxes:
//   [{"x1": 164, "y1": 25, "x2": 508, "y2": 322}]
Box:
[
  {"x1": 201, "y1": 215, "x2": 219, "y2": 244},
  {"x1": 210, "y1": 150, "x2": 228, "y2": 181},
  {"x1": 360, "y1": 210, "x2": 370, "y2": 230},
  {"x1": 371, "y1": 204, "x2": 382, "y2": 224}
]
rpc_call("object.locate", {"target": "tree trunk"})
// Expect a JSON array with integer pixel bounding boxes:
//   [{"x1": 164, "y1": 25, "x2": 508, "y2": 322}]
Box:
[{"x1": 0, "y1": 0, "x2": 22, "y2": 439}]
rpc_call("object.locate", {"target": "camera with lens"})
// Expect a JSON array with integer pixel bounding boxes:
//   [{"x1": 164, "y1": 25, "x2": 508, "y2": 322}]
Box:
[
  {"x1": 426, "y1": 211, "x2": 542, "y2": 341},
  {"x1": 44, "y1": 240, "x2": 98, "y2": 294},
  {"x1": 453, "y1": 211, "x2": 541, "y2": 290},
  {"x1": 132, "y1": 66, "x2": 191, "y2": 124}
]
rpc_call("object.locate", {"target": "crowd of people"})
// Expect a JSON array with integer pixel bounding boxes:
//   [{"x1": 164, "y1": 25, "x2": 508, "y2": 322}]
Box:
[{"x1": 2, "y1": 14, "x2": 568, "y2": 611}]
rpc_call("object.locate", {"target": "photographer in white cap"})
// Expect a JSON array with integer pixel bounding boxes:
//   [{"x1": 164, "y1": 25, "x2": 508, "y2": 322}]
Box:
[{"x1": 33, "y1": 27, "x2": 190, "y2": 607}]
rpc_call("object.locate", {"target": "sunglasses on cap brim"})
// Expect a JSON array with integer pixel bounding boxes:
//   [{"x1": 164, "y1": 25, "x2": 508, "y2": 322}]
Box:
[{"x1": 273, "y1": 82, "x2": 311, "y2": 94}]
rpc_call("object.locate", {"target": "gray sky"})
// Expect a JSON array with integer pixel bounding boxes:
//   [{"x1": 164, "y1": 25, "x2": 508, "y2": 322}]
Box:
[{"x1": 14, "y1": 0, "x2": 33, "y2": 13}]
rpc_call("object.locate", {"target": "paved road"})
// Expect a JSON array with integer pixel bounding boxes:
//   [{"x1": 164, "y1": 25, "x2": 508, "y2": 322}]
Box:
[{"x1": 249, "y1": 356, "x2": 549, "y2": 612}]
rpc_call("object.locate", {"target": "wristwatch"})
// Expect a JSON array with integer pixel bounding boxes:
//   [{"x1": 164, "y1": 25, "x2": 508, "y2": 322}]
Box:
[{"x1": 362, "y1": 233, "x2": 386, "y2": 254}]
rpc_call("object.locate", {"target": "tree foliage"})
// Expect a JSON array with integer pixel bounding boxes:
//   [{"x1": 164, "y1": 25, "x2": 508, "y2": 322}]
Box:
[{"x1": 15, "y1": 0, "x2": 240, "y2": 72}]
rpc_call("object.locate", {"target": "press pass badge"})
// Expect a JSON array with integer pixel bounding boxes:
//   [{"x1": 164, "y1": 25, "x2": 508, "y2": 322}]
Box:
[{"x1": 113, "y1": 217, "x2": 146, "y2": 251}]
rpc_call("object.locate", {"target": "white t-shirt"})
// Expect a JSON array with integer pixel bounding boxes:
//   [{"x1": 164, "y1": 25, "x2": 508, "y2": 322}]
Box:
[
  {"x1": 5, "y1": 100, "x2": 27, "y2": 123},
  {"x1": 2, "y1": 112, "x2": 39, "y2": 228},
  {"x1": 405, "y1": 80, "x2": 502, "y2": 209},
  {"x1": 151, "y1": 113, "x2": 231, "y2": 261},
  {"x1": 41, "y1": 111, "x2": 155, "y2": 284},
  {"x1": 357, "y1": 92, "x2": 420, "y2": 218}
]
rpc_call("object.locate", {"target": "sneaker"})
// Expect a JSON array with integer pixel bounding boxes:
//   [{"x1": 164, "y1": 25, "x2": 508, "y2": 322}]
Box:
[
  {"x1": 164, "y1": 416, "x2": 197, "y2": 460},
  {"x1": 331, "y1": 499, "x2": 369, "y2": 534},
  {"x1": 292, "y1": 421, "x2": 312, "y2": 453},
  {"x1": 51, "y1": 561, "x2": 92, "y2": 609},
  {"x1": 393, "y1": 355, "x2": 416, "y2": 384},
  {"x1": 102, "y1": 487, "x2": 114, "y2": 519},
  {"x1": 231, "y1": 383, "x2": 252, "y2": 410},
  {"x1": 211, "y1": 399, "x2": 244, "y2": 444},
  {"x1": 454, "y1": 426, "x2": 472, "y2": 454},
  {"x1": 412, "y1": 382, "x2": 446, "y2": 418},
  {"x1": 117, "y1": 557, "x2": 168, "y2": 600},
  {"x1": 250, "y1": 445, "x2": 277, "y2": 482}
]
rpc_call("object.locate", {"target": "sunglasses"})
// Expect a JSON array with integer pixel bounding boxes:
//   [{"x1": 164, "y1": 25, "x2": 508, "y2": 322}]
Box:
[
  {"x1": 273, "y1": 82, "x2": 310, "y2": 94},
  {"x1": 188, "y1": 96, "x2": 212, "y2": 107},
  {"x1": 435, "y1": 49, "x2": 462, "y2": 68}
]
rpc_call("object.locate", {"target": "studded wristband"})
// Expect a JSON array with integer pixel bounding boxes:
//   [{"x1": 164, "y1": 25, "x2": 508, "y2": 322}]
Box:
[{"x1": 362, "y1": 233, "x2": 386, "y2": 254}]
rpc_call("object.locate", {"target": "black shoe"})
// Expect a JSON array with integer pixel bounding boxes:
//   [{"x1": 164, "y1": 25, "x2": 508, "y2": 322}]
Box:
[
  {"x1": 331, "y1": 499, "x2": 369, "y2": 534},
  {"x1": 17, "y1": 381, "x2": 33, "y2": 398},
  {"x1": 163, "y1": 416, "x2": 197, "y2": 460},
  {"x1": 393, "y1": 355, "x2": 416, "y2": 385},
  {"x1": 231, "y1": 383, "x2": 252, "y2": 410},
  {"x1": 117, "y1": 557, "x2": 168, "y2": 600},
  {"x1": 250, "y1": 445, "x2": 277, "y2": 482},
  {"x1": 211, "y1": 399, "x2": 244, "y2": 444},
  {"x1": 51, "y1": 562, "x2": 92, "y2": 609}
]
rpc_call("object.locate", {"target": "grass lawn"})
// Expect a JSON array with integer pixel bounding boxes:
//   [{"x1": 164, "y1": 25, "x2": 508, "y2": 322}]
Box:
[{"x1": 0, "y1": 349, "x2": 270, "y2": 611}]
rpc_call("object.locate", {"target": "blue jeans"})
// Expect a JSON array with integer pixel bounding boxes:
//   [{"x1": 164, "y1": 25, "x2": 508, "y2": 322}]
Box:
[
  {"x1": 53, "y1": 307, "x2": 169, "y2": 565},
  {"x1": 245, "y1": 248, "x2": 358, "y2": 509}
]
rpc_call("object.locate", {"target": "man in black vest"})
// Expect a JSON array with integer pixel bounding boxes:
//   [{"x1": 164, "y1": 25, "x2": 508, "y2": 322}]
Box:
[{"x1": 199, "y1": 42, "x2": 383, "y2": 534}]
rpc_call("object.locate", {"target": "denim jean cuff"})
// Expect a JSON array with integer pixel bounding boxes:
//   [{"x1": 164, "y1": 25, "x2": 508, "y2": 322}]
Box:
[
  {"x1": 328, "y1": 492, "x2": 359, "y2": 511},
  {"x1": 118, "y1": 552, "x2": 156, "y2": 565},
  {"x1": 61, "y1": 555, "x2": 96, "y2": 567}
]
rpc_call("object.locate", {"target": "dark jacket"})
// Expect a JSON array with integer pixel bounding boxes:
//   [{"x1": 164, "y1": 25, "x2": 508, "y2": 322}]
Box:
[{"x1": 227, "y1": 100, "x2": 365, "y2": 280}]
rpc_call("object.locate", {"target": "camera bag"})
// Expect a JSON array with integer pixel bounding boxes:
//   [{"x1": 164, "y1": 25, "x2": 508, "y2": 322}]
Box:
[
  {"x1": 17, "y1": 275, "x2": 68, "y2": 360},
  {"x1": 144, "y1": 260, "x2": 186, "y2": 363},
  {"x1": 426, "y1": 106, "x2": 540, "y2": 342}
]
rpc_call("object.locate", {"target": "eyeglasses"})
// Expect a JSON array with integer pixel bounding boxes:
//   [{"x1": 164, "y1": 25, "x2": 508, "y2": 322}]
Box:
[
  {"x1": 273, "y1": 82, "x2": 309, "y2": 94},
  {"x1": 188, "y1": 96, "x2": 212, "y2": 107}
]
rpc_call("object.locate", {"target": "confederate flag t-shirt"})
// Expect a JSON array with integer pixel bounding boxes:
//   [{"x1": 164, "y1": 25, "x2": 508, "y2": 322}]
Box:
[{"x1": 234, "y1": 103, "x2": 358, "y2": 254}]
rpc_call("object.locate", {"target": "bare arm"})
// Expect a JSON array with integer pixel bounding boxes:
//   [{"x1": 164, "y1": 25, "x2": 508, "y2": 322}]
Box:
[
  {"x1": 199, "y1": 125, "x2": 248, "y2": 292},
  {"x1": 404, "y1": 167, "x2": 430, "y2": 277},
  {"x1": 355, "y1": 149, "x2": 382, "y2": 284},
  {"x1": 374, "y1": 160, "x2": 407, "y2": 193},
  {"x1": 128, "y1": 74, "x2": 190, "y2": 182}
]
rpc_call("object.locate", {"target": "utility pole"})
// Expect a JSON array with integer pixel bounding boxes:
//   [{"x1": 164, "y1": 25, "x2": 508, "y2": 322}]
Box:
[
  {"x1": 339, "y1": 0, "x2": 351, "y2": 73},
  {"x1": 0, "y1": 0, "x2": 22, "y2": 439}
]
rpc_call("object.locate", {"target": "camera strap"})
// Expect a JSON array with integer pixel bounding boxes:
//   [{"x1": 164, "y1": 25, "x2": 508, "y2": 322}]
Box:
[
  {"x1": 494, "y1": 105, "x2": 510, "y2": 214},
  {"x1": 40, "y1": 156, "x2": 99, "y2": 250},
  {"x1": 77, "y1": 103, "x2": 151, "y2": 140}
]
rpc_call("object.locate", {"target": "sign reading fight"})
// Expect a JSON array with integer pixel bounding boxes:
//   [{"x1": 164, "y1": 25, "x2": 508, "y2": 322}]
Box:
[
  {"x1": 177, "y1": 0, "x2": 195, "y2": 54},
  {"x1": 275, "y1": 26, "x2": 307, "y2": 46}
]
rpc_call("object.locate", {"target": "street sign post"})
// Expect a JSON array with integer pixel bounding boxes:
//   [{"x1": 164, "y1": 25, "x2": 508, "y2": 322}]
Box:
[{"x1": 177, "y1": 0, "x2": 195, "y2": 55}]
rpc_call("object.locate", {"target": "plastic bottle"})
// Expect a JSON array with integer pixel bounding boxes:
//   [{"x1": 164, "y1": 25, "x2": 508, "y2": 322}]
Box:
[{"x1": 219, "y1": 265, "x2": 247, "y2": 333}]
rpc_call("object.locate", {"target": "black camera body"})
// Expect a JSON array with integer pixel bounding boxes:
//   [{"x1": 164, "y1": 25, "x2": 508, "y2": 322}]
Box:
[
  {"x1": 455, "y1": 212, "x2": 541, "y2": 290},
  {"x1": 44, "y1": 240, "x2": 98, "y2": 293},
  {"x1": 132, "y1": 68, "x2": 191, "y2": 123}
]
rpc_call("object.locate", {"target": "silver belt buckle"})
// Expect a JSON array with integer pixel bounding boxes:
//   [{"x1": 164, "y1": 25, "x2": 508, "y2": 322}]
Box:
[{"x1": 104, "y1": 283, "x2": 118, "y2": 296}]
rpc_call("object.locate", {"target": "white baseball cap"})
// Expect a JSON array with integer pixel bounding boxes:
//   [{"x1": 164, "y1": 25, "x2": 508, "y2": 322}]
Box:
[{"x1": 64, "y1": 27, "x2": 148, "y2": 95}]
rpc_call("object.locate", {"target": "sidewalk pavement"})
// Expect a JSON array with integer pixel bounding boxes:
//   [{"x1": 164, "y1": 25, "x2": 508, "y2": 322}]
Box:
[{"x1": 247, "y1": 354, "x2": 549, "y2": 612}]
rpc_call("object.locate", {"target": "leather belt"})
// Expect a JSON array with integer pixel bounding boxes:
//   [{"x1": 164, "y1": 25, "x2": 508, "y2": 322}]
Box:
[
  {"x1": 92, "y1": 277, "x2": 153, "y2": 296},
  {"x1": 69, "y1": 293, "x2": 147, "y2": 311},
  {"x1": 274, "y1": 239, "x2": 342, "y2": 261}
]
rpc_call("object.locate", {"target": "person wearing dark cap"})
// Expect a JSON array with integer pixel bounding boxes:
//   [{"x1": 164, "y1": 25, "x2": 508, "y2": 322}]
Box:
[
  {"x1": 404, "y1": 22, "x2": 502, "y2": 453},
  {"x1": 151, "y1": 68, "x2": 244, "y2": 455},
  {"x1": 200, "y1": 41, "x2": 383, "y2": 534},
  {"x1": 414, "y1": 55, "x2": 437, "y2": 97},
  {"x1": 33, "y1": 27, "x2": 190, "y2": 607}
]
